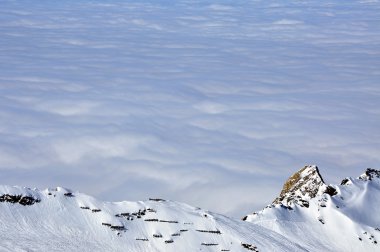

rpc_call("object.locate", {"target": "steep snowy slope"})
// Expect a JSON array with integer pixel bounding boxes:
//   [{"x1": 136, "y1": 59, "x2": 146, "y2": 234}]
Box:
[
  {"x1": 0, "y1": 186, "x2": 305, "y2": 252},
  {"x1": 243, "y1": 166, "x2": 380, "y2": 252}
]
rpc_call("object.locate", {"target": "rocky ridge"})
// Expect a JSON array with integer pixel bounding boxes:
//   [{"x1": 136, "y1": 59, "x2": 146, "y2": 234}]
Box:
[
  {"x1": 359, "y1": 168, "x2": 380, "y2": 181},
  {"x1": 272, "y1": 165, "x2": 327, "y2": 208},
  {"x1": 243, "y1": 166, "x2": 380, "y2": 252}
]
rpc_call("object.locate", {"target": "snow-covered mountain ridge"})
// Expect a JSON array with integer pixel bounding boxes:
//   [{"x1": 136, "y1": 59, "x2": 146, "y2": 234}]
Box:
[
  {"x1": 244, "y1": 165, "x2": 380, "y2": 252},
  {"x1": 1, "y1": 166, "x2": 379, "y2": 252},
  {"x1": 0, "y1": 185, "x2": 304, "y2": 252}
]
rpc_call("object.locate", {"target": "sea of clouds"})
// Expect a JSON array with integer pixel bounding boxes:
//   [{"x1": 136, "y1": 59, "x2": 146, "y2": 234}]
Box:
[{"x1": 0, "y1": 0, "x2": 379, "y2": 216}]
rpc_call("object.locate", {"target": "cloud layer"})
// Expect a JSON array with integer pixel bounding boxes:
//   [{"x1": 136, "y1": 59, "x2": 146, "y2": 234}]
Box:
[{"x1": 0, "y1": 0, "x2": 379, "y2": 217}]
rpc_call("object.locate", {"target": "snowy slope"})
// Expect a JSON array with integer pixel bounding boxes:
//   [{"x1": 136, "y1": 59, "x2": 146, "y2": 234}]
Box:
[
  {"x1": 0, "y1": 186, "x2": 305, "y2": 252},
  {"x1": 1, "y1": 167, "x2": 379, "y2": 251},
  {"x1": 244, "y1": 166, "x2": 380, "y2": 252}
]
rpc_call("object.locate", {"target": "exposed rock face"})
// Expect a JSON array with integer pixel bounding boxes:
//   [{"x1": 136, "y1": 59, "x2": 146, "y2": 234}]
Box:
[
  {"x1": 340, "y1": 178, "x2": 351, "y2": 185},
  {"x1": 0, "y1": 194, "x2": 40, "y2": 205},
  {"x1": 323, "y1": 186, "x2": 337, "y2": 196},
  {"x1": 359, "y1": 168, "x2": 380, "y2": 181},
  {"x1": 272, "y1": 165, "x2": 326, "y2": 207}
]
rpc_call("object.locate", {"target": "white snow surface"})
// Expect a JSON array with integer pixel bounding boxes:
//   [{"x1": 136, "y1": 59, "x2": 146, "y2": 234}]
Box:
[
  {"x1": 0, "y1": 185, "x2": 305, "y2": 252},
  {"x1": 1, "y1": 169, "x2": 379, "y2": 251},
  {"x1": 245, "y1": 169, "x2": 380, "y2": 252}
]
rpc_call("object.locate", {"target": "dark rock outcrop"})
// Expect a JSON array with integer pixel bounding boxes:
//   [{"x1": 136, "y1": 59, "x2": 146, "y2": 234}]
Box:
[
  {"x1": 324, "y1": 186, "x2": 337, "y2": 196},
  {"x1": 359, "y1": 168, "x2": 380, "y2": 181},
  {"x1": 241, "y1": 243, "x2": 259, "y2": 251},
  {"x1": 0, "y1": 194, "x2": 40, "y2": 206},
  {"x1": 340, "y1": 178, "x2": 350, "y2": 185}
]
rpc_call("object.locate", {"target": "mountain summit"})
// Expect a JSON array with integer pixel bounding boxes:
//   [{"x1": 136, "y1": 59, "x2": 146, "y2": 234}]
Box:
[
  {"x1": 359, "y1": 168, "x2": 380, "y2": 181},
  {"x1": 272, "y1": 165, "x2": 326, "y2": 207},
  {"x1": 244, "y1": 166, "x2": 380, "y2": 252}
]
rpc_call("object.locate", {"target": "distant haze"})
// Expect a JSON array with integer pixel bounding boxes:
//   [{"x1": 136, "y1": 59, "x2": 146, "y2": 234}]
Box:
[{"x1": 0, "y1": 0, "x2": 379, "y2": 217}]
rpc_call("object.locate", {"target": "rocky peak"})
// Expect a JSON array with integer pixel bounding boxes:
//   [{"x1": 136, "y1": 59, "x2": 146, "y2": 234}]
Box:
[
  {"x1": 359, "y1": 168, "x2": 380, "y2": 181},
  {"x1": 273, "y1": 165, "x2": 326, "y2": 207}
]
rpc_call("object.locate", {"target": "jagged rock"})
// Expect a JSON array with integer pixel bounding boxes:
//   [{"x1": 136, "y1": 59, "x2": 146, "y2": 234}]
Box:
[
  {"x1": 241, "y1": 243, "x2": 259, "y2": 251},
  {"x1": 280, "y1": 205, "x2": 293, "y2": 210},
  {"x1": 340, "y1": 178, "x2": 351, "y2": 185},
  {"x1": 359, "y1": 168, "x2": 380, "y2": 181},
  {"x1": 272, "y1": 165, "x2": 326, "y2": 207},
  {"x1": 324, "y1": 186, "x2": 337, "y2": 196},
  {"x1": 110, "y1": 225, "x2": 125, "y2": 231},
  {"x1": 0, "y1": 194, "x2": 40, "y2": 206}
]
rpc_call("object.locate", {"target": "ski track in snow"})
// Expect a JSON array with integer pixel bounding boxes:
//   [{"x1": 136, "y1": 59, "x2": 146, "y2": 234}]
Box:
[{"x1": 0, "y1": 0, "x2": 379, "y2": 216}]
